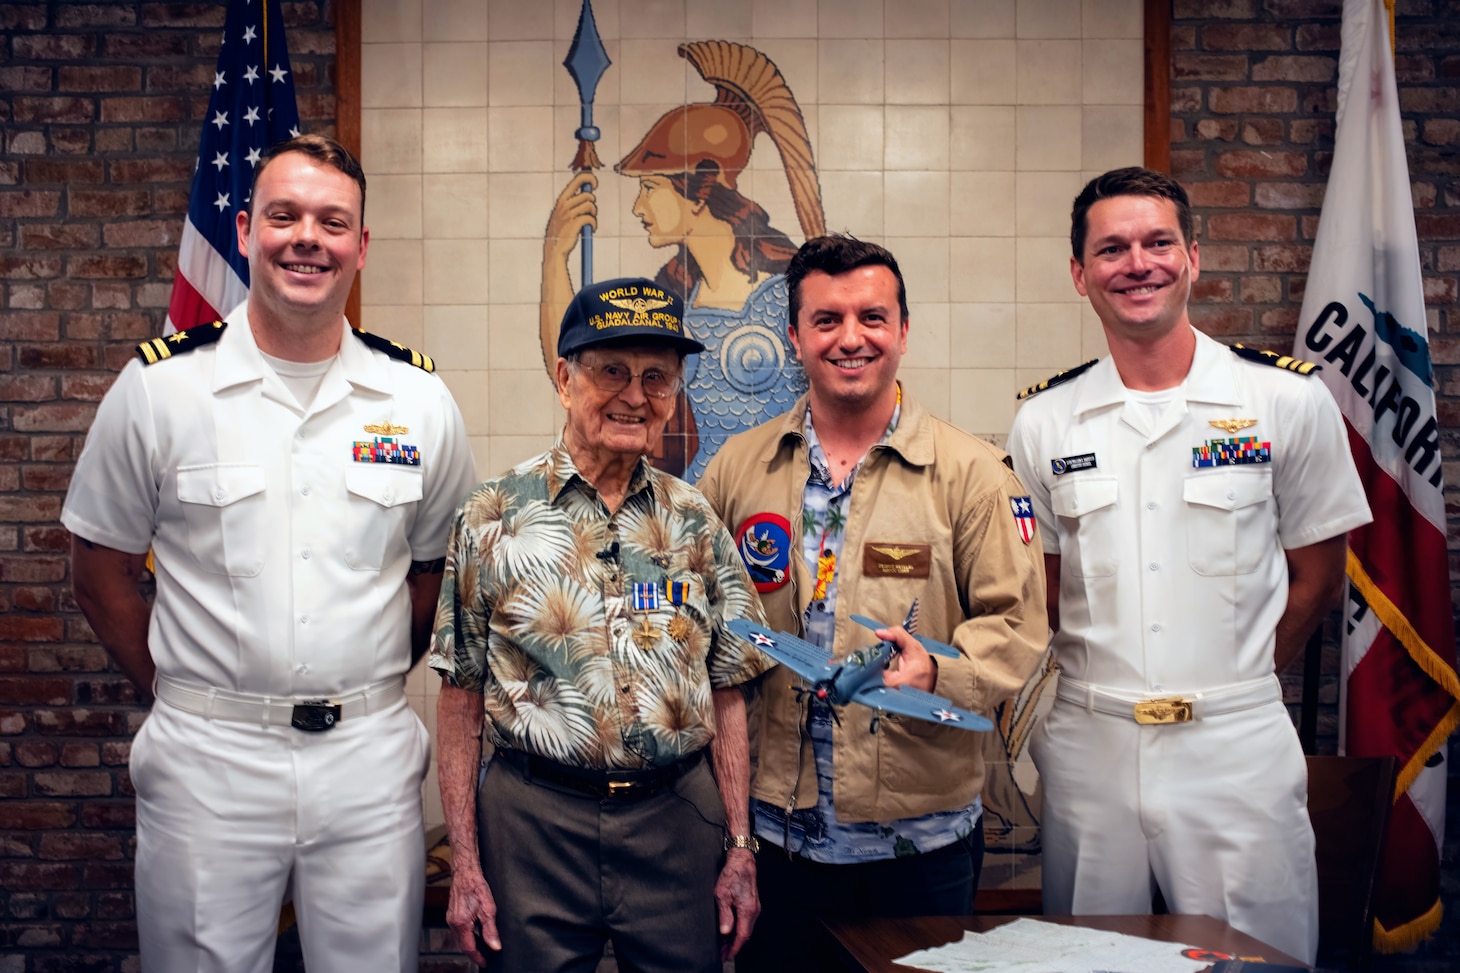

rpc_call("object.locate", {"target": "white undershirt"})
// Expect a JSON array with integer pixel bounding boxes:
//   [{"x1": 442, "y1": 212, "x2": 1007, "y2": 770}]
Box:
[{"x1": 258, "y1": 349, "x2": 335, "y2": 412}]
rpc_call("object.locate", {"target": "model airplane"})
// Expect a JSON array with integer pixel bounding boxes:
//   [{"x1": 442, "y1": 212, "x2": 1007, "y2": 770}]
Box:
[{"x1": 727, "y1": 602, "x2": 993, "y2": 733}]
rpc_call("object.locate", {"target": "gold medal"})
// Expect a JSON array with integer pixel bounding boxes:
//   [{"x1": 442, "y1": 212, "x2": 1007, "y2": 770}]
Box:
[
  {"x1": 632, "y1": 616, "x2": 660, "y2": 651},
  {"x1": 667, "y1": 614, "x2": 694, "y2": 643}
]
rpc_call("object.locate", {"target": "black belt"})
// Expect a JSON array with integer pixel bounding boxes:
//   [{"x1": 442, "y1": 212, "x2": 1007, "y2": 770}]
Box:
[{"x1": 495, "y1": 748, "x2": 704, "y2": 801}]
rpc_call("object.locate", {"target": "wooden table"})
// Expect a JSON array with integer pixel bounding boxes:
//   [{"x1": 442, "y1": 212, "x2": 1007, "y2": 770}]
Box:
[{"x1": 825, "y1": 914, "x2": 1309, "y2": 972}]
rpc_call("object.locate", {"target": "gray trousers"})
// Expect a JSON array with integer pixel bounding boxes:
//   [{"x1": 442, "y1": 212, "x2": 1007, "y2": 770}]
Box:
[{"x1": 478, "y1": 754, "x2": 727, "y2": 973}]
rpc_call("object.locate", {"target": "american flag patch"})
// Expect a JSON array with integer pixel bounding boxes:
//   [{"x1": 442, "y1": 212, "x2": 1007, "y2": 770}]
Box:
[
  {"x1": 353, "y1": 437, "x2": 421, "y2": 466},
  {"x1": 632, "y1": 583, "x2": 660, "y2": 612},
  {"x1": 1009, "y1": 496, "x2": 1036, "y2": 545},
  {"x1": 1192, "y1": 436, "x2": 1271, "y2": 468}
]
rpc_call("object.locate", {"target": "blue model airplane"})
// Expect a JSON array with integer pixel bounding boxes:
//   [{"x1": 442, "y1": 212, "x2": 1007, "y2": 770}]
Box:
[{"x1": 727, "y1": 602, "x2": 993, "y2": 733}]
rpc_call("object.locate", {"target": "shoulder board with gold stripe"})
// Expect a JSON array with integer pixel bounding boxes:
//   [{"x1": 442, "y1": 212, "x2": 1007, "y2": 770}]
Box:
[
  {"x1": 1230, "y1": 343, "x2": 1320, "y2": 375},
  {"x1": 1017, "y1": 358, "x2": 1100, "y2": 400},
  {"x1": 351, "y1": 328, "x2": 435, "y2": 372},
  {"x1": 135, "y1": 320, "x2": 226, "y2": 365}
]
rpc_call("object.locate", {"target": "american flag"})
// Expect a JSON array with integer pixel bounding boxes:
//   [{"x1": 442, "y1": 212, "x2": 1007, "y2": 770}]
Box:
[{"x1": 165, "y1": 0, "x2": 300, "y2": 333}]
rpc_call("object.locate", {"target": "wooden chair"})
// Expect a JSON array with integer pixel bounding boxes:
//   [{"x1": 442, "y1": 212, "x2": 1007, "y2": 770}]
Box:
[{"x1": 1305, "y1": 754, "x2": 1398, "y2": 970}]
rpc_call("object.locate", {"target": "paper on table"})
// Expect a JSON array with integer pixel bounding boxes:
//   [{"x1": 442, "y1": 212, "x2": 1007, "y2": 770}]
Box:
[{"x1": 893, "y1": 918, "x2": 1214, "y2": 973}]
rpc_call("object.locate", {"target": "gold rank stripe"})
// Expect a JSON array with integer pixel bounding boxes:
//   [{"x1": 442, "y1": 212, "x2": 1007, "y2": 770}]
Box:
[{"x1": 138, "y1": 336, "x2": 172, "y2": 364}]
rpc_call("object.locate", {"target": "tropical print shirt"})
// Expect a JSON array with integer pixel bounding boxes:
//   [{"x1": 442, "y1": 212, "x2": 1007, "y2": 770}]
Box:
[
  {"x1": 429, "y1": 439, "x2": 770, "y2": 770},
  {"x1": 752, "y1": 398, "x2": 981, "y2": 862}
]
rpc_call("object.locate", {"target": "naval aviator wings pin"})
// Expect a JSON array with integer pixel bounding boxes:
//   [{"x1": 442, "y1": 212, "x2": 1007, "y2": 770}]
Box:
[{"x1": 1209, "y1": 418, "x2": 1257, "y2": 434}]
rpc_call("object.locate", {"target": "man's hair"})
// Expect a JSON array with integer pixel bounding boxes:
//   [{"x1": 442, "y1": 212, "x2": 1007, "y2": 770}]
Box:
[
  {"x1": 247, "y1": 133, "x2": 367, "y2": 220},
  {"x1": 785, "y1": 234, "x2": 910, "y2": 328},
  {"x1": 1070, "y1": 167, "x2": 1193, "y2": 262}
]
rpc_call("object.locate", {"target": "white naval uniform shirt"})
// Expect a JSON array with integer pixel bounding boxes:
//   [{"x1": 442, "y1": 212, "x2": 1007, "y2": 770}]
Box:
[
  {"x1": 62, "y1": 304, "x2": 479, "y2": 697},
  {"x1": 1007, "y1": 328, "x2": 1371, "y2": 691}
]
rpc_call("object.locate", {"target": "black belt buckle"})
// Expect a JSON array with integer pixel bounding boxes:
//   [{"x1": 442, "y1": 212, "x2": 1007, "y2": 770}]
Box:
[{"x1": 291, "y1": 700, "x2": 342, "y2": 732}]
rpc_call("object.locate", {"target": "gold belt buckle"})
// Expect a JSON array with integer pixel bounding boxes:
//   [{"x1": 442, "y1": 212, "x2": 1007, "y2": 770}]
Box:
[
  {"x1": 1133, "y1": 696, "x2": 1193, "y2": 725},
  {"x1": 607, "y1": 780, "x2": 634, "y2": 794}
]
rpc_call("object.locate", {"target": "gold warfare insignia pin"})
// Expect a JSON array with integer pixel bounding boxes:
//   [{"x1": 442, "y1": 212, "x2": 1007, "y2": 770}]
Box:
[
  {"x1": 870, "y1": 545, "x2": 920, "y2": 561},
  {"x1": 1209, "y1": 418, "x2": 1258, "y2": 434},
  {"x1": 364, "y1": 421, "x2": 410, "y2": 436},
  {"x1": 632, "y1": 616, "x2": 660, "y2": 651},
  {"x1": 607, "y1": 295, "x2": 674, "y2": 326},
  {"x1": 667, "y1": 614, "x2": 694, "y2": 643}
]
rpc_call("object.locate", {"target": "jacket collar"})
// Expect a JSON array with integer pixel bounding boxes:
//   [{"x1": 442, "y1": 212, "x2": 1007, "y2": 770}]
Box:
[
  {"x1": 760, "y1": 385, "x2": 937, "y2": 468},
  {"x1": 211, "y1": 304, "x2": 391, "y2": 409},
  {"x1": 543, "y1": 435, "x2": 654, "y2": 507}
]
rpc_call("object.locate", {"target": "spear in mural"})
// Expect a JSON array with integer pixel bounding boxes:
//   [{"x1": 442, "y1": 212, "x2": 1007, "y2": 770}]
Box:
[{"x1": 563, "y1": 0, "x2": 611, "y2": 287}]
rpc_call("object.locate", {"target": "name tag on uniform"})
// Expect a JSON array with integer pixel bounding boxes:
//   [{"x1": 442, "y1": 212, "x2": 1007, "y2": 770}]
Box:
[{"x1": 862, "y1": 542, "x2": 932, "y2": 578}]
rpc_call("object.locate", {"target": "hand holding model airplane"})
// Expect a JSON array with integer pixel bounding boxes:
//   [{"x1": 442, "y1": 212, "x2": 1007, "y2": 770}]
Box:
[{"x1": 726, "y1": 601, "x2": 993, "y2": 733}]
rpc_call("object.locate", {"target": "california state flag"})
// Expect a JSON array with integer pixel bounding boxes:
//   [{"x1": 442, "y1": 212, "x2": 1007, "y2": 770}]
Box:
[{"x1": 1295, "y1": 0, "x2": 1459, "y2": 950}]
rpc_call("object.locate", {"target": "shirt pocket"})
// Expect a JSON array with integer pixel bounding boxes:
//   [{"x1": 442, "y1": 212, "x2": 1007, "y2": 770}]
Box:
[
  {"x1": 175, "y1": 464, "x2": 267, "y2": 577},
  {"x1": 1183, "y1": 469, "x2": 1275, "y2": 576},
  {"x1": 344, "y1": 465, "x2": 422, "y2": 571},
  {"x1": 1049, "y1": 476, "x2": 1120, "y2": 578}
]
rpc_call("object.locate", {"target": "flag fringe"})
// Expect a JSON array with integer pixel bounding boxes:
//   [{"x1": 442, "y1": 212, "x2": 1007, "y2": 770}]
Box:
[
  {"x1": 1346, "y1": 551, "x2": 1460, "y2": 795},
  {"x1": 1374, "y1": 897, "x2": 1442, "y2": 953}
]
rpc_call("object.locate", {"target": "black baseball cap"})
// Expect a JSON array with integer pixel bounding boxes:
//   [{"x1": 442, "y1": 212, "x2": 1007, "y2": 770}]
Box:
[{"x1": 557, "y1": 277, "x2": 705, "y2": 358}]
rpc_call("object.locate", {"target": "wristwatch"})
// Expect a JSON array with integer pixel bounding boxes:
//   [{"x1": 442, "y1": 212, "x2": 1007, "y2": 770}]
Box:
[{"x1": 723, "y1": 833, "x2": 760, "y2": 854}]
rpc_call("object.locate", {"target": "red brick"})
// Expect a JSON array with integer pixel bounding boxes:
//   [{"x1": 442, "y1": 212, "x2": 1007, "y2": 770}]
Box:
[
  {"x1": 54, "y1": 893, "x2": 91, "y2": 919},
  {"x1": 96, "y1": 127, "x2": 134, "y2": 153},
  {"x1": 103, "y1": 220, "x2": 181, "y2": 248},
  {"x1": 1192, "y1": 278, "x2": 1234, "y2": 303},
  {"x1": 0, "y1": 66, "x2": 53, "y2": 93},
  {"x1": 0, "y1": 311, "x2": 61, "y2": 341},
  {"x1": 1251, "y1": 55, "x2": 1336, "y2": 83},
  {"x1": 100, "y1": 96, "x2": 185, "y2": 124},
  {"x1": 23, "y1": 526, "x2": 73, "y2": 552},
  {"x1": 1295, "y1": 22, "x2": 1341, "y2": 51},
  {"x1": 52, "y1": 126, "x2": 95, "y2": 154},
  {"x1": 0, "y1": 711, "x2": 26, "y2": 734},
  {"x1": 153, "y1": 188, "x2": 191, "y2": 216},
  {"x1": 1206, "y1": 213, "x2": 1297, "y2": 242},
  {"x1": 28, "y1": 647, "x2": 110, "y2": 675},
  {"x1": 11, "y1": 403, "x2": 98, "y2": 433},
  {"x1": 140, "y1": 2, "x2": 227, "y2": 27},
  {"x1": 1253, "y1": 244, "x2": 1314, "y2": 273},
  {"x1": 0, "y1": 3, "x2": 48, "y2": 28},
  {"x1": 1439, "y1": 247, "x2": 1460, "y2": 272},
  {"x1": 135, "y1": 127, "x2": 176, "y2": 152},
  {"x1": 21, "y1": 466, "x2": 73, "y2": 492},
  {"x1": 57, "y1": 66, "x2": 143, "y2": 93},
  {"x1": 1419, "y1": 214, "x2": 1460, "y2": 238},
  {"x1": 0, "y1": 614, "x2": 64, "y2": 640},
  {"x1": 1216, "y1": 151, "x2": 1308, "y2": 178},
  {"x1": 1195, "y1": 118, "x2": 1238, "y2": 141},
  {"x1": 32, "y1": 708, "x2": 126, "y2": 737},
  {"x1": 13, "y1": 97, "x2": 97, "y2": 125},
  {"x1": 0, "y1": 771, "x2": 25, "y2": 797},
  {"x1": 100, "y1": 741, "x2": 130, "y2": 766},
  {"x1": 1241, "y1": 119, "x2": 1285, "y2": 145},
  {"x1": 1209, "y1": 87, "x2": 1299, "y2": 114},
  {"x1": 83, "y1": 862, "x2": 136, "y2": 889},
  {"x1": 0, "y1": 374, "x2": 57, "y2": 402},
  {"x1": 1400, "y1": 88, "x2": 1460, "y2": 114},
  {"x1": 1255, "y1": 182, "x2": 1326, "y2": 209},
  {"x1": 1393, "y1": 54, "x2": 1435, "y2": 84},
  {"x1": 13, "y1": 587, "x2": 57, "y2": 612},
  {"x1": 39, "y1": 833, "x2": 123, "y2": 861},
  {"x1": 24, "y1": 158, "x2": 106, "y2": 185},
  {"x1": 33, "y1": 772, "x2": 112, "y2": 798},
  {"x1": 145, "y1": 64, "x2": 216, "y2": 92},
  {"x1": 1190, "y1": 305, "x2": 1255, "y2": 335},
  {"x1": 0, "y1": 862, "x2": 81, "y2": 891},
  {"x1": 1187, "y1": 181, "x2": 1250, "y2": 208},
  {"x1": 1171, "y1": 87, "x2": 1203, "y2": 113},
  {"x1": 60, "y1": 743, "x2": 100, "y2": 769},
  {"x1": 66, "y1": 255, "x2": 148, "y2": 280},
  {"x1": 29, "y1": 437, "x2": 75, "y2": 463},
  {"x1": 105, "y1": 32, "x2": 191, "y2": 57},
  {"x1": 61, "y1": 374, "x2": 119, "y2": 402},
  {"x1": 55, "y1": 3, "x2": 139, "y2": 27},
  {"x1": 12, "y1": 34, "x2": 96, "y2": 59},
  {"x1": 74, "y1": 678, "x2": 140, "y2": 706},
  {"x1": 1241, "y1": 276, "x2": 1283, "y2": 304},
  {"x1": 14, "y1": 741, "x2": 60, "y2": 767},
  {"x1": 1173, "y1": 54, "x2": 1250, "y2": 81},
  {"x1": 108, "y1": 157, "x2": 194, "y2": 184},
  {"x1": 80, "y1": 803, "x2": 134, "y2": 829},
  {"x1": 1425, "y1": 277, "x2": 1458, "y2": 305},
  {"x1": 1198, "y1": 244, "x2": 1251, "y2": 272},
  {"x1": 92, "y1": 281, "x2": 132, "y2": 309},
  {"x1": 285, "y1": 31, "x2": 335, "y2": 57},
  {"x1": 1261, "y1": 307, "x2": 1301, "y2": 334},
  {"x1": 0, "y1": 159, "x2": 19, "y2": 185},
  {"x1": 20, "y1": 224, "x2": 102, "y2": 250},
  {"x1": 0, "y1": 190, "x2": 62, "y2": 217},
  {"x1": 0, "y1": 255, "x2": 63, "y2": 280},
  {"x1": 68, "y1": 189, "x2": 151, "y2": 218},
  {"x1": 1201, "y1": 23, "x2": 1291, "y2": 51},
  {"x1": 8, "y1": 131, "x2": 48, "y2": 154},
  {"x1": 1170, "y1": 149, "x2": 1207, "y2": 179},
  {"x1": 96, "y1": 892, "x2": 134, "y2": 920},
  {"x1": 18, "y1": 344, "x2": 99, "y2": 369}
]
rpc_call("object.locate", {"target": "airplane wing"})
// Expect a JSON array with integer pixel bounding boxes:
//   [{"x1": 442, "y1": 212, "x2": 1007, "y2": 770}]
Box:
[
  {"x1": 849, "y1": 614, "x2": 959, "y2": 659},
  {"x1": 852, "y1": 684, "x2": 994, "y2": 732},
  {"x1": 726, "y1": 618, "x2": 835, "y2": 683}
]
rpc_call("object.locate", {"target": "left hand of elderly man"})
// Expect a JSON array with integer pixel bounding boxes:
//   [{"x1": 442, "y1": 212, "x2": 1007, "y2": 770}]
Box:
[{"x1": 715, "y1": 847, "x2": 760, "y2": 960}]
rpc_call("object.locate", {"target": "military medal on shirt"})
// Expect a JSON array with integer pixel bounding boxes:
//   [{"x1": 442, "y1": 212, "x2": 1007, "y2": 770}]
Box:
[
  {"x1": 628, "y1": 579, "x2": 695, "y2": 645},
  {"x1": 1194, "y1": 419, "x2": 1268, "y2": 468},
  {"x1": 354, "y1": 421, "x2": 421, "y2": 467}
]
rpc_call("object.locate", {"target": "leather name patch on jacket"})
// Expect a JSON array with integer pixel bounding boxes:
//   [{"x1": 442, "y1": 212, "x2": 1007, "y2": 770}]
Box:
[{"x1": 862, "y1": 542, "x2": 932, "y2": 578}]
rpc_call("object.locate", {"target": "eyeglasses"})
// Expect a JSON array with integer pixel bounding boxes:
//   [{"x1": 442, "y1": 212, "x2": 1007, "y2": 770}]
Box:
[{"x1": 576, "y1": 360, "x2": 682, "y2": 400}]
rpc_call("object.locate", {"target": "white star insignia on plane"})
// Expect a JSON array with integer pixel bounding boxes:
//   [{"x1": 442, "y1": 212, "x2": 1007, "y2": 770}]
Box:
[
  {"x1": 750, "y1": 632, "x2": 777, "y2": 648},
  {"x1": 933, "y1": 709, "x2": 962, "y2": 723}
]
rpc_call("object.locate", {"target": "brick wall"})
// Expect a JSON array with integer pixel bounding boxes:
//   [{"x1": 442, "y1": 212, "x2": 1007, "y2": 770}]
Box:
[
  {"x1": 0, "y1": 1, "x2": 334, "y2": 966},
  {"x1": 1170, "y1": 0, "x2": 1460, "y2": 968}
]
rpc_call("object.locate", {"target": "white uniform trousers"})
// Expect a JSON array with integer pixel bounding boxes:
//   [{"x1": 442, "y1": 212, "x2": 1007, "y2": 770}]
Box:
[
  {"x1": 130, "y1": 695, "x2": 430, "y2": 973},
  {"x1": 1032, "y1": 696, "x2": 1318, "y2": 965}
]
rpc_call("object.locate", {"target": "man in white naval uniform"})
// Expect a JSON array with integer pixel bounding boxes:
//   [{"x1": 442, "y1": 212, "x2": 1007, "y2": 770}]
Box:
[
  {"x1": 63, "y1": 135, "x2": 477, "y2": 973},
  {"x1": 1007, "y1": 167, "x2": 1371, "y2": 965}
]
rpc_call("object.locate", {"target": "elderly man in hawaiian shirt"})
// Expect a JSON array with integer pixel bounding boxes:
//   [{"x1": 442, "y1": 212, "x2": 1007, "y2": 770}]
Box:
[{"x1": 430, "y1": 278, "x2": 772, "y2": 973}]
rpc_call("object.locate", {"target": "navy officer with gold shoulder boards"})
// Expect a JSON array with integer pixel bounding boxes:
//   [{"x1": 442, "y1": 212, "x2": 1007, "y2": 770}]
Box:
[
  {"x1": 64, "y1": 134, "x2": 477, "y2": 973},
  {"x1": 1006, "y1": 167, "x2": 1372, "y2": 965}
]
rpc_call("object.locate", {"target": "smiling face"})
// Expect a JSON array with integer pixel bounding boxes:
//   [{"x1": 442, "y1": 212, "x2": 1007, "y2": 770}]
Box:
[
  {"x1": 557, "y1": 344, "x2": 682, "y2": 472},
  {"x1": 631, "y1": 175, "x2": 702, "y2": 248},
  {"x1": 789, "y1": 265, "x2": 908, "y2": 417},
  {"x1": 1072, "y1": 194, "x2": 1198, "y2": 345},
  {"x1": 236, "y1": 150, "x2": 368, "y2": 337}
]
